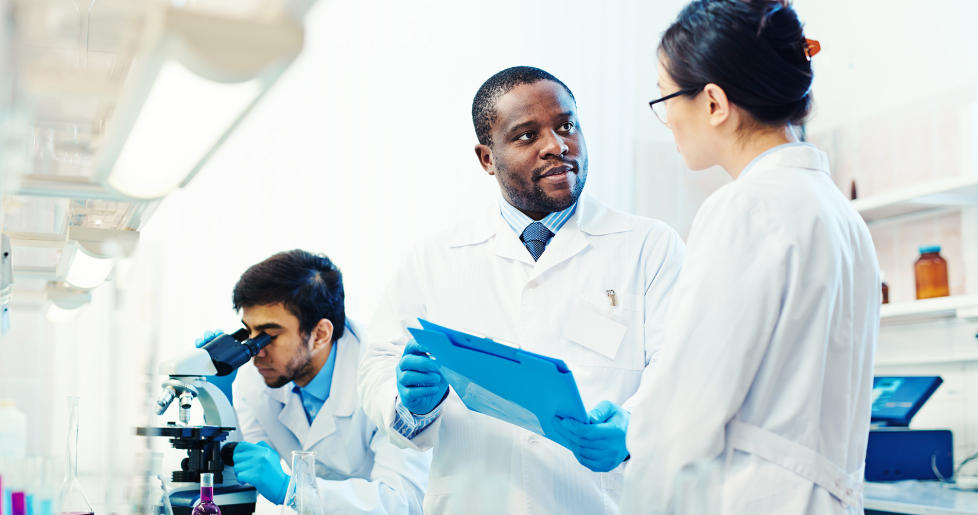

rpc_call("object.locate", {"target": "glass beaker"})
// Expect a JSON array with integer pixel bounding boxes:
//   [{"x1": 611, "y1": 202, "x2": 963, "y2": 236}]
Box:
[
  {"x1": 280, "y1": 452, "x2": 323, "y2": 515},
  {"x1": 124, "y1": 452, "x2": 173, "y2": 515},
  {"x1": 57, "y1": 397, "x2": 94, "y2": 515},
  {"x1": 26, "y1": 456, "x2": 58, "y2": 515}
]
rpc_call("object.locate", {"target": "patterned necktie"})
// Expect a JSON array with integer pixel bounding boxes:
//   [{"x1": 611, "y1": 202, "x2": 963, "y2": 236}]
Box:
[{"x1": 520, "y1": 221, "x2": 555, "y2": 261}]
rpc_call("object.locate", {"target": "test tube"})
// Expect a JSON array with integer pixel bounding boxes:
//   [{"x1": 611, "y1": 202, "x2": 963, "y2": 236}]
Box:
[{"x1": 6, "y1": 462, "x2": 24, "y2": 515}]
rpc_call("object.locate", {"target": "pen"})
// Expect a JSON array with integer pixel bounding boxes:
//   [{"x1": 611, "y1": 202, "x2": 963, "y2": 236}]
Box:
[{"x1": 606, "y1": 289, "x2": 617, "y2": 307}]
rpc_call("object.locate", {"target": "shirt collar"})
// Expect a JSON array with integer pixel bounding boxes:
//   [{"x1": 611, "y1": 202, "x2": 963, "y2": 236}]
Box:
[
  {"x1": 446, "y1": 195, "x2": 632, "y2": 248},
  {"x1": 292, "y1": 340, "x2": 338, "y2": 402},
  {"x1": 498, "y1": 196, "x2": 577, "y2": 237}
]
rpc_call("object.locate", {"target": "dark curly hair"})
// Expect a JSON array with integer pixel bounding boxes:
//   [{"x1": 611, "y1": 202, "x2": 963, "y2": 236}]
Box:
[{"x1": 232, "y1": 249, "x2": 345, "y2": 341}]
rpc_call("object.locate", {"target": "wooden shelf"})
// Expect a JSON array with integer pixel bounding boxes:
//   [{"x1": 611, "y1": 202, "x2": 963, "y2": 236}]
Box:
[
  {"x1": 853, "y1": 175, "x2": 978, "y2": 223},
  {"x1": 881, "y1": 295, "x2": 978, "y2": 324}
]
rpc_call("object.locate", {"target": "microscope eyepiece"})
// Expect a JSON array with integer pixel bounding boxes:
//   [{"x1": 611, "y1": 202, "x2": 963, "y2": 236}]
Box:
[
  {"x1": 201, "y1": 331, "x2": 273, "y2": 376},
  {"x1": 242, "y1": 333, "x2": 272, "y2": 356}
]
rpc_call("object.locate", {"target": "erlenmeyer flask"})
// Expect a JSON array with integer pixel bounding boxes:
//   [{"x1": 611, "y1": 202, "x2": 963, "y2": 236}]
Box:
[
  {"x1": 58, "y1": 397, "x2": 94, "y2": 515},
  {"x1": 280, "y1": 451, "x2": 324, "y2": 515}
]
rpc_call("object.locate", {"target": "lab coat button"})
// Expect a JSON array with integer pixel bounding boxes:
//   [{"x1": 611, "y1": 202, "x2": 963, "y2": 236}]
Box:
[{"x1": 528, "y1": 436, "x2": 540, "y2": 445}]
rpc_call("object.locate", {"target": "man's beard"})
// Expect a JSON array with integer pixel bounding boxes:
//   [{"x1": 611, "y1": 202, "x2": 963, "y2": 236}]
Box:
[
  {"x1": 265, "y1": 345, "x2": 314, "y2": 388},
  {"x1": 498, "y1": 157, "x2": 588, "y2": 214}
]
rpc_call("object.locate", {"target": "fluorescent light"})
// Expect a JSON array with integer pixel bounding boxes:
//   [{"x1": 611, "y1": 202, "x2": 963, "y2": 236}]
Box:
[
  {"x1": 92, "y1": 7, "x2": 304, "y2": 201},
  {"x1": 45, "y1": 303, "x2": 79, "y2": 323},
  {"x1": 107, "y1": 62, "x2": 261, "y2": 199},
  {"x1": 62, "y1": 243, "x2": 114, "y2": 289}
]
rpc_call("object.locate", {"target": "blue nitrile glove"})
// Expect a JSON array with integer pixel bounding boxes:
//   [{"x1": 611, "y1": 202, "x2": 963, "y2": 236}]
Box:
[
  {"x1": 232, "y1": 441, "x2": 290, "y2": 505},
  {"x1": 555, "y1": 400, "x2": 631, "y2": 472},
  {"x1": 195, "y1": 330, "x2": 236, "y2": 404},
  {"x1": 396, "y1": 340, "x2": 449, "y2": 415}
]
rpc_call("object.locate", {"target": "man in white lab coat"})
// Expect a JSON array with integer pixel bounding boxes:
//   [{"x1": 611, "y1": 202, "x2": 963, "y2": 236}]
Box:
[
  {"x1": 357, "y1": 66, "x2": 685, "y2": 514},
  {"x1": 220, "y1": 250, "x2": 429, "y2": 513}
]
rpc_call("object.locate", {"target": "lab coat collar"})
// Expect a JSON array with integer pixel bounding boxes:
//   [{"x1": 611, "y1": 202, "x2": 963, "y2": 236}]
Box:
[
  {"x1": 264, "y1": 323, "x2": 361, "y2": 448},
  {"x1": 739, "y1": 142, "x2": 830, "y2": 180},
  {"x1": 447, "y1": 194, "x2": 632, "y2": 250},
  {"x1": 303, "y1": 325, "x2": 360, "y2": 449},
  {"x1": 323, "y1": 323, "x2": 360, "y2": 418}
]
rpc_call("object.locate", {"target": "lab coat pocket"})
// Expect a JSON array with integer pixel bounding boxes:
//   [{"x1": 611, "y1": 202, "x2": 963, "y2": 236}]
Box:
[{"x1": 562, "y1": 294, "x2": 629, "y2": 363}]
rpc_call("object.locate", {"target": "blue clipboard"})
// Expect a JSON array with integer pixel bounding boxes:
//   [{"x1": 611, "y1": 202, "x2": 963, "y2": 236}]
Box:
[{"x1": 407, "y1": 318, "x2": 588, "y2": 451}]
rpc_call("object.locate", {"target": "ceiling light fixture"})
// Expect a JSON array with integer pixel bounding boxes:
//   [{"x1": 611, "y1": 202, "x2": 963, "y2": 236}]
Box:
[{"x1": 95, "y1": 7, "x2": 304, "y2": 200}]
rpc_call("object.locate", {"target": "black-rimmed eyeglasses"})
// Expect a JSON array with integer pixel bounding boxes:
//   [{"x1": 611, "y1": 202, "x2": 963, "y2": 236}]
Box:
[{"x1": 648, "y1": 87, "x2": 702, "y2": 126}]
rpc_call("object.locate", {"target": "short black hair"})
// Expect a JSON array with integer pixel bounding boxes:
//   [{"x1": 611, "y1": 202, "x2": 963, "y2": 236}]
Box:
[
  {"x1": 660, "y1": 0, "x2": 813, "y2": 127},
  {"x1": 232, "y1": 249, "x2": 345, "y2": 341},
  {"x1": 472, "y1": 66, "x2": 576, "y2": 146}
]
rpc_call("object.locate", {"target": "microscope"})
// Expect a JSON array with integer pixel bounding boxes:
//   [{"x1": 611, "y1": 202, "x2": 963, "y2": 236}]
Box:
[{"x1": 137, "y1": 329, "x2": 271, "y2": 515}]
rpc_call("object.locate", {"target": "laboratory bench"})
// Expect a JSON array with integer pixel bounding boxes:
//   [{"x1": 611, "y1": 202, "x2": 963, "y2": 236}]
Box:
[{"x1": 865, "y1": 481, "x2": 978, "y2": 514}]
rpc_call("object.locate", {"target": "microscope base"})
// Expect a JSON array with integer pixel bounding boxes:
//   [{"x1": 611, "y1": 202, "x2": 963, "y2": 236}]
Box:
[{"x1": 169, "y1": 484, "x2": 258, "y2": 515}]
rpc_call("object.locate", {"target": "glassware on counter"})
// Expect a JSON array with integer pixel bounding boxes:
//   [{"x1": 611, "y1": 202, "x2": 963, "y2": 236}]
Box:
[
  {"x1": 280, "y1": 451, "x2": 324, "y2": 515},
  {"x1": 25, "y1": 456, "x2": 58, "y2": 515},
  {"x1": 0, "y1": 398, "x2": 28, "y2": 512},
  {"x1": 191, "y1": 473, "x2": 220, "y2": 515},
  {"x1": 914, "y1": 246, "x2": 949, "y2": 300},
  {"x1": 124, "y1": 452, "x2": 174, "y2": 515},
  {"x1": 881, "y1": 271, "x2": 889, "y2": 304},
  {"x1": 57, "y1": 397, "x2": 94, "y2": 515}
]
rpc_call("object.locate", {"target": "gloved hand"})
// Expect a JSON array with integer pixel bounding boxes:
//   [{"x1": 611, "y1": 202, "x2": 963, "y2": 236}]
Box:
[
  {"x1": 555, "y1": 400, "x2": 631, "y2": 472},
  {"x1": 396, "y1": 340, "x2": 449, "y2": 415},
  {"x1": 195, "y1": 330, "x2": 236, "y2": 404},
  {"x1": 232, "y1": 441, "x2": 290, "y2": 505}
]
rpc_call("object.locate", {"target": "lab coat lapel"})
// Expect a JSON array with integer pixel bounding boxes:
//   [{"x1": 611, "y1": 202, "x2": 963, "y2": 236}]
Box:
[
  {"x1": 529, "y1": 220, "x2": 588, "y2": 280},
  {"x1": 529, "y1": 196, "x2": 631, "y2": 281},
  {"x1": 304, "y1": 333, "x2": 359, "y2": 450},
  {"x1": 494, "y1": 214, "x2": 536, "y2": 265},
  {"x1": 274, "y1": 387, "x2": 309, "y2": 444},
  {"x1": 446, "y1": 200, "x2": 535, "y2": 264}
]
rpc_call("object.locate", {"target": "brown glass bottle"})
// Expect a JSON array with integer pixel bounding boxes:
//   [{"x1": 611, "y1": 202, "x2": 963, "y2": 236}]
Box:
[
  {"x1": 914, "y1": 246, "x2": 949, "y2": 299},
  {"x1": 881, "y1": 271, "x2": 889, "y2": 304}
]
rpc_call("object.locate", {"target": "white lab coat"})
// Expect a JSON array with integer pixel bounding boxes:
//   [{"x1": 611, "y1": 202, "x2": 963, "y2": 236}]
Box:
[
  {"x1": 233, "y1": 322, "x2": 431, "y2": 514},
  {"x1": 358, "y1": 195, "x2": 685, "y2": 514},
  {"x1": 620, "y1": 144, "x2": 879, "y2": 514}
]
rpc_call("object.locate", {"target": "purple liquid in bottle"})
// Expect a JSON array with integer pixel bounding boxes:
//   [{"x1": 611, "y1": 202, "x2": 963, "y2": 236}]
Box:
[{"x1": 191, "y1": 473, "x2": 221, "y2": 515}]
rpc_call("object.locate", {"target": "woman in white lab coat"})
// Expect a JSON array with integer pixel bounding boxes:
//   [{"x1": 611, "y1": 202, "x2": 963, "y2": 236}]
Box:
[{"x1": 620, "y1": 1, "x2": 879, "y2": 513}]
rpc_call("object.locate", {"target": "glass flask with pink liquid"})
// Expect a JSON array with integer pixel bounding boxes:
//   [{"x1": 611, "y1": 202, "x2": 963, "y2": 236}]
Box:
[{"x1": 191, "y1": 473, "x2": 221, "y2": 515}]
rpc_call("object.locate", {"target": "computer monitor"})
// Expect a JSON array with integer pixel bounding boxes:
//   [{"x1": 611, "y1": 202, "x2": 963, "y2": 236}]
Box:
[{"x1": 871, "y1": 376, "x2": 943, "y2": 427}]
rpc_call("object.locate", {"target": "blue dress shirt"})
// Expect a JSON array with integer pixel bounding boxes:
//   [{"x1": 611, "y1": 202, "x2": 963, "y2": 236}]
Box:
[
  {"x1": 291, "y1": 341, "x2": 338, "y2": 424},
  {"x1": 498, "y1": 197, "x2": 577, "y2": 244}
]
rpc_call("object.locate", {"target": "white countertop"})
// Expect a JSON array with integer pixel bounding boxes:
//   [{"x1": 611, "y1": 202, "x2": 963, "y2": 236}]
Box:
[{"x1": 865, "y1": 481, "x2": 978, "y2": 514}]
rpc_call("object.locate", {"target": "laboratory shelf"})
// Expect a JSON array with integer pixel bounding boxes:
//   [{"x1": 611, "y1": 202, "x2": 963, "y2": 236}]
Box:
[
  {"x1": 880, "y1": 295, "x2": 978, "y2": 325},
  {"x1": 853, "y1": 175, "x2": 978, "y2": 223},
  {"x1": 864, "y1": 480, "x2": 978, "y2": 514}
]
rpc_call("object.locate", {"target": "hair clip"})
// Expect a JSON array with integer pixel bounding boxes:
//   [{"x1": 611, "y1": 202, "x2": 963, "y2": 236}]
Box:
[{"x1": 804, "y1": 38, "x2": 821, "y2": 60}]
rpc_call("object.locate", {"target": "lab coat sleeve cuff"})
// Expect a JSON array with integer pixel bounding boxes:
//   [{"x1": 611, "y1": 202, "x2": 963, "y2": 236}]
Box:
[{"x1": 392, "y1": 396, "x2": 442, "y2": 439}]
